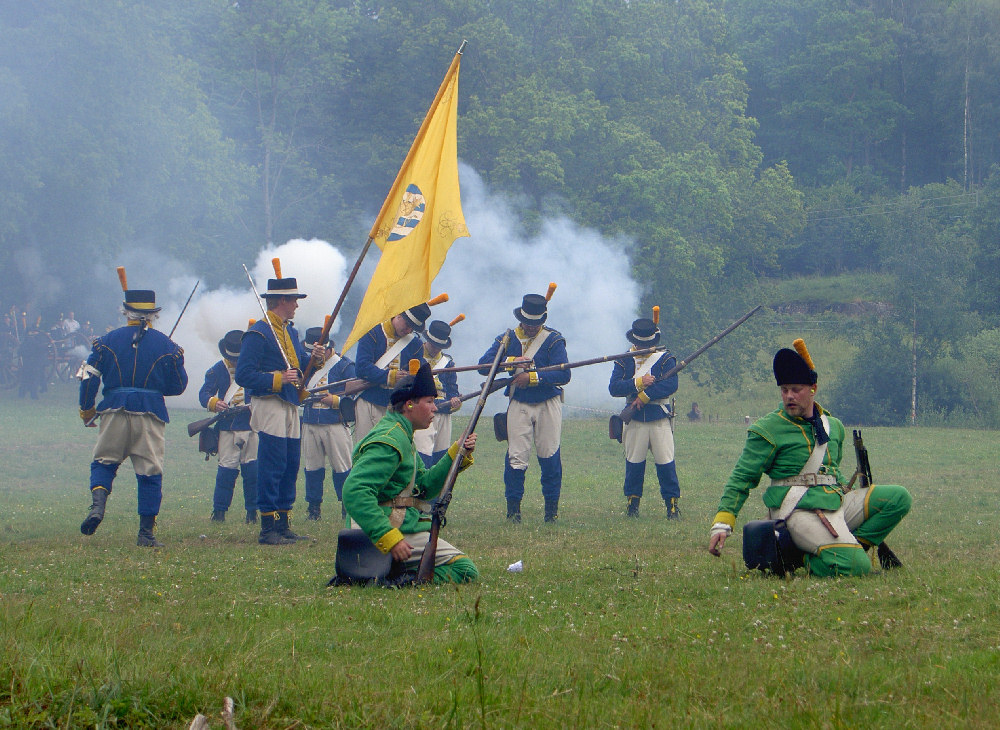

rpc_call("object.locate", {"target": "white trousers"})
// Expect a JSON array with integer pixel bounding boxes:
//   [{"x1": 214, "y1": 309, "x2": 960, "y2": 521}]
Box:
[
  {"x1": 771, "y1": 488, "x2": 869, "y2": 554},
  {"x1": 93, "y1": 410, "x2": 165, "y2": 476},
  {"x1": 250, "y1": 396, "x2": 300, "y2": 439},
  {"x1": 302, "y1": 422, "x2": 353, "y2": 472},
  {"x1": 217, "y1": 429, "x2": 258, "y2": 469},
  {"x1": 506, "y1": 398, "x2": 562, "y2": 468},
  {"x1": 353, "y1": 400, "x2": 387, "y2": 444},
  {"x1": 623, "y1": 418, "x2": 674, "y2": 463}
]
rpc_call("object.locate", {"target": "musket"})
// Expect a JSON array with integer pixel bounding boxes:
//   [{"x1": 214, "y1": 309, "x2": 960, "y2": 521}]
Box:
[
  {"x1": 848, "y1": 430, "x2": 903, "y2": 569},
  {"x1": 616, "y1": 305, "x2": 762, "y2": 425},
  {"x1": 849, "y1": 429, "x2": 873, "y2": 490},
  {"x1": 521, "y1": 344, "x2": 667, "y2": 374},
  {"x1": 432, "y1": 376, "x2": 516, "y2": 415},
  {"x1": 187, "y1": 404, "x2": 251, "y2": 438},
  {"x1": 416, "y1": 328, "x2": 511, "y2": 584},
  {"x1": 242, "y1": 264, "x2": 294, "y2": 372},
  {"x1": 168, "y1": 280, "x2": 199, "y2": 338},
  {"x1": 304, "y1": 358, "x2": 529, "y2": 400},
  {"x1": 425, "y1": 360, "x2": 533, "y2": 376}
]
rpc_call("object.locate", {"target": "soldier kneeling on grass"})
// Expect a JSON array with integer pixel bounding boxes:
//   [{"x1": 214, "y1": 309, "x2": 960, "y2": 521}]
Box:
[
  {"x1": 341, "y1": 362, "x2": 478, "y2": 584},
  {"x1": 707, "y1": 338, "x2": 912, "y2": 577}
]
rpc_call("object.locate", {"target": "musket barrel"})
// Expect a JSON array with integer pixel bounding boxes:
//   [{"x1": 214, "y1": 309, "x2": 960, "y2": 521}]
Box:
[
  {"x1": 242, "y1": 264, "x2": 293, "y2": 371},
  {"x1": 416, "y1": 329, "x2": 511, "y2": 584},
  {"x1": 617, "y1": 305, "x2": 762, "y2": 425}
]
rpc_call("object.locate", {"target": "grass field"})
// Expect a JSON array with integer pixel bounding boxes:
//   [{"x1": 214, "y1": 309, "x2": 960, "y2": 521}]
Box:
[{"x1": 2, "y1": 382, "x2": 999, "y2": 729}]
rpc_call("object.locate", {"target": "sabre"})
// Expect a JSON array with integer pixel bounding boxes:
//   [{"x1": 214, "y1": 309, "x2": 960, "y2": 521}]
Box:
[
  {"x1": 168, "y1": 280, "x2": 199, "y2": 339},
  {"x1": 242, "y1": 264, "x2": 294, "y2": 372}
]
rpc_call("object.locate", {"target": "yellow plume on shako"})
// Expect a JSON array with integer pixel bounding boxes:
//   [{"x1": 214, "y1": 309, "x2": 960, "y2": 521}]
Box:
[{"x1": 792, "y1": 338, "x2": 816, "y2": 372}]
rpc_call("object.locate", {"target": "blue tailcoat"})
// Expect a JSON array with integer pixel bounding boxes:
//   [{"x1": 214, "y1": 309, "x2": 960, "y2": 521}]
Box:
[
  {"x1": 608, "y1": 351, "x2": 678, "y2": 422},
  {"x1": 79, "y1": 323, "x2": 187, "y2": 422},
  {"x1": 478, "y1": 326, "x2": 570, "y2": 404},
  {"x1": 235, "y1": 319, "x2": 310, "y2": 405},
  {"x1": 198, "y1": 359, "x2": 252, "y2": 431},
  {"x1": 301, "y1": 356, "x2": 356, "y2": 425},
  {"x1": 354, "y1": 323, "x2": 425, "y2": 407}
]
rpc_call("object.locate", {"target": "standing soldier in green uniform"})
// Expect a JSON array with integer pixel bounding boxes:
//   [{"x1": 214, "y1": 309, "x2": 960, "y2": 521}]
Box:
[
  {"x1": 707, "y1": 339, "x2": 912, "y2": 577},
  {"x1": 342, "y1": 361, "x2": 479, "y2": 583}
]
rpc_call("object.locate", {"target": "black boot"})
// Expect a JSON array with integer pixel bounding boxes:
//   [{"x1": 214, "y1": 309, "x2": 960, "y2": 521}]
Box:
[
  {"x1": 245, "y1": 509, "x2": 258, "y2": 524},
  {"x1": 626, "y1": 496, "x2": 640, "y2": 518},
  {"x1": 306, "y1": 503, "x2": 321, "y2": 521},
  {"x1": 137, "y1": 515, "x2": 164, "y2": 547},
  {"x1": 258, "y1": 513, "x2": 294, "y2": 545},
  {"x1": 544, "y1": 499, "x2": 559, "y2": 523},
  {"x1": 80, "y1": 487, "x2": 109, "y2": 535},
  {"x1": 506, "y1": 499, "x2": 522, "y2": 524},
  {"x1": 277, "y1": 510, "x2": 310, "y2": 541},
  {"x1": 666, "y1": 497, "x2": 681, "y2": 520},
  {"x1": 211, "y1": 510, "x2": 225, "y2": 522},
  {"x1": 877, "y1": 542, "x2": 903, "y2": 570}
]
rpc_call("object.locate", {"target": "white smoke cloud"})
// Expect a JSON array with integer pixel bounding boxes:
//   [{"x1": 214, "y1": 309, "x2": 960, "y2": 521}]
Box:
[
  {"x1": 159, "y1": 239, "x2": 348, "y2": 408},
  {"x1": 427, "y1": 164, "x2": 639, "y2": 415},
  {"x1": 143, "y1": 167, "x2": 641, "y2": 416}
]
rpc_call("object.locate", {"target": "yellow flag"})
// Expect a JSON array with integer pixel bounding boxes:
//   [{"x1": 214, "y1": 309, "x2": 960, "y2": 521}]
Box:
[{"x1": 344, "y1": 46, "x2": 470, "y2": 351}]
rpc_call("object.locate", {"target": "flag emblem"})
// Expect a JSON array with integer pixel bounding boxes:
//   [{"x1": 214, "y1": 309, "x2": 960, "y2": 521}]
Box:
[{"x1": 388, "y1": 184, "x2": 426, "y2": 241}]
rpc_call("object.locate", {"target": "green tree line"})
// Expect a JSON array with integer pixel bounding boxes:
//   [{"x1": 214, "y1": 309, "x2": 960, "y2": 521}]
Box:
[{"x1": 1, "y1": 0, "x2": 998, "y2": 425}]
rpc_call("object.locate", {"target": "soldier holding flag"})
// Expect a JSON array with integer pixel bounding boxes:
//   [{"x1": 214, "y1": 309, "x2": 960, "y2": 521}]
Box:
[{"x1": 352, "y1": 303, "x2": 430, "y2": 443}]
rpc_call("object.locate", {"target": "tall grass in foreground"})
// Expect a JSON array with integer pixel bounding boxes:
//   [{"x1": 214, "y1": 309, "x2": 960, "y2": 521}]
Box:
[{"x1": 1, "y1": 384, "x2": 998, "y2": 728}]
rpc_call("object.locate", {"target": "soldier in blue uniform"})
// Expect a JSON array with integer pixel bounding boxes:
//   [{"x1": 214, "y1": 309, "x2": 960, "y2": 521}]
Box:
[
  {"x1": 300, "y1": 327, "x2": 355, "y2": 521},
  {"x1": 608, "y1": 317, "x2": 681, "y2": 518},
  {"x1": 352, "y1": 303, "x2": 431, "y2": 443},
  {"x1": 199, "y1": 329, "x2": 258, "y2": 524},
  {"x1": 235, "y1": 266, "x2": 324, "y2": 545},
  {"x1": 479, "y1": 290, "x2": 570, "y2": 523},
  {"x1": 79, "y1": 278, "x2": 187, "y2": 547},
  {"x1": 415, "y1": 317, "x2": 463, "y2": 468}
]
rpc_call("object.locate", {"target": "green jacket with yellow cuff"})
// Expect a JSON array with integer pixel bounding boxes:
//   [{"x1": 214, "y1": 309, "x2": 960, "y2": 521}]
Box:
[
  {"x1": 343, "y1": 410, "x2": 473, "y2": 554},
  {"x1": 712, "y1": 404, "x2": 847, "y2": 529}
]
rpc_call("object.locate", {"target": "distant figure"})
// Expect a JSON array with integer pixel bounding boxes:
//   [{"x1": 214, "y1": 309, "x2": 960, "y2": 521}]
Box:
[
  {"x1": 18, "y1": 324, "x2": 50, "y2": 399},
  {"x1": 687, "y1": 402, "x2": 702, "y2": 422},
  {"x1": 62, "y1": 311, "x2": 81, "y2": 336}
]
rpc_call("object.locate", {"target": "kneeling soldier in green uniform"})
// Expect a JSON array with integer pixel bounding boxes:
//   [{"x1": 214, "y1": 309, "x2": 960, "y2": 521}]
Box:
[
  {"x1": 343, "y1": 361, "x2": 479, "y2": 583},
  {"x1": 708, "y1": 338, "x2": 912, "y2": 577}
]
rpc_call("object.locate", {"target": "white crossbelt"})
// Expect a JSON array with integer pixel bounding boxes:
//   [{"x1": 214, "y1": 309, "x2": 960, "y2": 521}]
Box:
[
  {"x1": 376, "y1": 332, "x2": 417, "y2": 370},
  {"x1": 770, "y1": 414, "x2": 832, "y2": 521}
]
